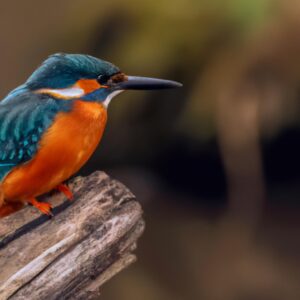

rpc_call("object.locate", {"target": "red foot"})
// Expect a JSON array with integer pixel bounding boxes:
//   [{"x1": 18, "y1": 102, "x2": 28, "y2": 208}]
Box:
[
  {"x1": 56, "y1": 183, "x2": 74, "y2": 201},
  {"x1": 28, "y1": 198, "x2": 53, "y2": 216}
]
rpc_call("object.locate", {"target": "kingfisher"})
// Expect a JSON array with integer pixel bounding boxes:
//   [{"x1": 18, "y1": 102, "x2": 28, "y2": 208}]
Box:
[{"x1": 0, "y1": 53, "x2": 181, "y2": 218}]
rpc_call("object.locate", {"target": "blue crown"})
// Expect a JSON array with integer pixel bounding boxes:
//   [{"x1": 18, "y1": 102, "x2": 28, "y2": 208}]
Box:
[{"x1": 26, "y1": 53, "x2": 120, "y2": 90}]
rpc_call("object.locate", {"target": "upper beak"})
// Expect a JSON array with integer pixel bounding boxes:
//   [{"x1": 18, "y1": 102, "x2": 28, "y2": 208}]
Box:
[{"x1": 114, "y1": 76, "x2": 182, "y2": 90}]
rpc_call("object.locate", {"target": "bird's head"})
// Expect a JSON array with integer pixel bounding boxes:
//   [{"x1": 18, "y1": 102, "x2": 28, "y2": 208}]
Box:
[{"x1": 26, "y1": 53, "x2": 182, "y2": 106}]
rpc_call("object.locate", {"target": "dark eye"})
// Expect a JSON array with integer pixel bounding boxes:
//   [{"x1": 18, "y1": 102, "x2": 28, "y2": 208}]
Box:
[{"x1": 97, "y1": 74, "x2": 110, "y2": 85}]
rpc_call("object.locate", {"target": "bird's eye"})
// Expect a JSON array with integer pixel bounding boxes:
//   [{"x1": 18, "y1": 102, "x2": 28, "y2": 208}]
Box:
[{"x1": 97, "y1": 75, "x2": 110, "y2": 85}]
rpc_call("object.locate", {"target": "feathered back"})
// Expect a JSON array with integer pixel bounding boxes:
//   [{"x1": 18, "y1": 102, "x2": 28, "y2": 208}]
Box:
[{"x1": 0, "y1": 91, "x2": 73, "y2": 180}]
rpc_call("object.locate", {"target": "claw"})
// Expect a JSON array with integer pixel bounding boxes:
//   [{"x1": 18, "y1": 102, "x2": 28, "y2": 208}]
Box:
[
  {"x1": 56, "y1": 183, "x2": 74, "y2": 201},
  {"x1": 28, "y1": 198, "x2": 53, "y2": 216}
]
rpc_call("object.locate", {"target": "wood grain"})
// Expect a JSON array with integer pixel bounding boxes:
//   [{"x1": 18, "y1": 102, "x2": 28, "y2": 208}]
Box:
[{"x1": 0, "y1": 171, "x2": 144, "y2": 300}]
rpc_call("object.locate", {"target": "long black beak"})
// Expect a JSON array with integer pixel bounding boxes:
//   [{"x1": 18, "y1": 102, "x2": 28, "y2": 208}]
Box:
[{"x1": 115, "y1": 76, "x2": 182, "y2": 90}]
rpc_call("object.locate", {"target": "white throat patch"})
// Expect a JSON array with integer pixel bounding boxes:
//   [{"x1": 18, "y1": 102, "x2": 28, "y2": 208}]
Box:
[{"x1": 103, "y1": 90, "x2": 124, "y2": 108}]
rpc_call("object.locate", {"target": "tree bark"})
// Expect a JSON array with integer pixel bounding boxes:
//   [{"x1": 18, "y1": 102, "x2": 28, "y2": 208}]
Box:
[{"x1": 0, "y1": 171, "x2": 144, "y2": 300}]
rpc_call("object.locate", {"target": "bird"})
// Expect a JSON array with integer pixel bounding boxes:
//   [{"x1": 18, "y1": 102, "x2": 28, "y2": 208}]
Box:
[{"x1": 0, "y1": 53, "x2": 182, "y2": 218}]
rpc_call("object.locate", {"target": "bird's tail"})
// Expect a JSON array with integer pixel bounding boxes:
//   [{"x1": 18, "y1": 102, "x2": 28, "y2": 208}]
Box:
[
  {"x1": 0, "y1": 184, "x2": 24, "y2": 218},
  {"x1": 0, "y1": 202, "x2": 24, "y2": 218}
]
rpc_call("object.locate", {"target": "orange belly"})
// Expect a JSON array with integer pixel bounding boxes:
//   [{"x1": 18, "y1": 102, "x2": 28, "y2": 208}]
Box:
[{"x1": 2, "y1": 100, "x2": 107, "y2": 201}]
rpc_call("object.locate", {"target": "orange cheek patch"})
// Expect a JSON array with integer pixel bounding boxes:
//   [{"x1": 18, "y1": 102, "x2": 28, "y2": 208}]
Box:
[{"x1": 76, "y1": 79, "x2": 107, "y2": 94}]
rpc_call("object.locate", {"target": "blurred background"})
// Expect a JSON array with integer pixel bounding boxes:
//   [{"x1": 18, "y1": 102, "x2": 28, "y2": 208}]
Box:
[{"x1": 1, "y1": 0, "x2": 300, "y2": 299}]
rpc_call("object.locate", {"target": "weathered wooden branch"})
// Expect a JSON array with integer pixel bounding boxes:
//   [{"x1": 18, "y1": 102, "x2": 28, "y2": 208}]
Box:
[{"x1": 0, "y1": 171, "x2": 144, "y2": 300}]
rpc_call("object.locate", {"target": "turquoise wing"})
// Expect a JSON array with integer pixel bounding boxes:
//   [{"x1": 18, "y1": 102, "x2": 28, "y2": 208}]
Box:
[{"x1": 0, "y1": 89, "x2": 73, "y2": 180}]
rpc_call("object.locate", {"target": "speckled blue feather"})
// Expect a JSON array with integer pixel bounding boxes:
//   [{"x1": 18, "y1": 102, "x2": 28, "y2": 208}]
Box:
[
  {"x1": 26, "y1": 53, "x2": 119, "y2": 90},
  {"x1": 0, "y1": 91, "x2": 73, "y2": 180}
]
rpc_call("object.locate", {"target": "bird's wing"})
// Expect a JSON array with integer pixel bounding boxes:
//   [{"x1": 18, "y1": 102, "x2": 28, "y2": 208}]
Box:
[{"x1": 0, "y1": 91, "x2": 72, "y2": 180}]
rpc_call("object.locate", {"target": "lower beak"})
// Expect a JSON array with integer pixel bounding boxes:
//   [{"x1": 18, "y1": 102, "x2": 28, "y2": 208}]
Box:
[{"x1": 115, "y1": 76, "x2": 182, "y2": 90}]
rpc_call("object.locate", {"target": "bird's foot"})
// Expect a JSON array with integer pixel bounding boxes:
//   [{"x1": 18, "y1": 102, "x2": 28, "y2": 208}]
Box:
[
  {"x1": 28, "y1": 198, "x2": 53, "y2": 217},
  {"x1": 56, "y1": 183, "x2": 74, "y2": 201}
]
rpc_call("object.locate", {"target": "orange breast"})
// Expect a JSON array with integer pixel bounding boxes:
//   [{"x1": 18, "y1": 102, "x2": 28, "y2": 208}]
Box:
[{"x1": 2, "y1": 100, "x2": 107, "y2": 201}]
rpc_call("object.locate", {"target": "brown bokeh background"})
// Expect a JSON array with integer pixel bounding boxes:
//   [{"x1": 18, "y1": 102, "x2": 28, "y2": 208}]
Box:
[{"x1": 1, "y1": 1, "x2": 300, "y2": 299}]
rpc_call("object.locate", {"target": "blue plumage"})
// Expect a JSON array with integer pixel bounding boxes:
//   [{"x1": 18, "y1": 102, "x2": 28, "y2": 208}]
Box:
[
  {"x1": 0, "y1": 91, "x2": 73, "y2": 180},
  {"x1": 26, "y1": 53, "x2": 119, "y2": 90}
]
